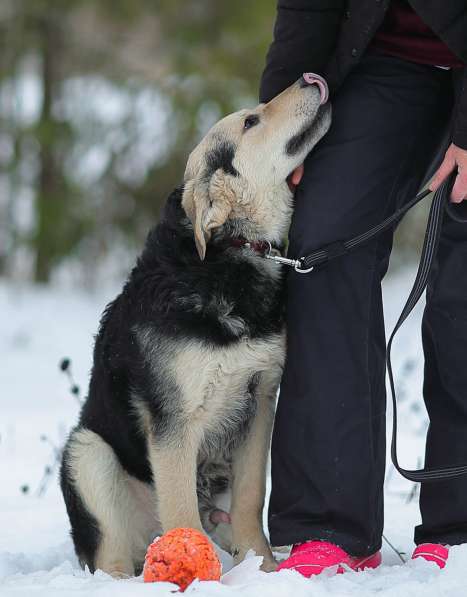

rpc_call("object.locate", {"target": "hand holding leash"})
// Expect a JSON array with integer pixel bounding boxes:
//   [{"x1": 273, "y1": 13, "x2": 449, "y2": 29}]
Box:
[{"x1": 430, "y1": 142, "x2": 467, "y2": 203}]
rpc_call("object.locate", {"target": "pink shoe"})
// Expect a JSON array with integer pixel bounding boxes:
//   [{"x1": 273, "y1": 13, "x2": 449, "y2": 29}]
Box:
[
  {"x1": 276, "y1": 540, "x2": 382, "y2": 578},
  {"x1": 412, "y1": 544, "x2": 449, "y2": 569}
]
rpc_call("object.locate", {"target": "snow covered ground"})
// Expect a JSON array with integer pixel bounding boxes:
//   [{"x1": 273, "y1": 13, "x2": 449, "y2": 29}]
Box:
[{"x1": 1, "y1": 268, "x2": 467, "y2": 596}]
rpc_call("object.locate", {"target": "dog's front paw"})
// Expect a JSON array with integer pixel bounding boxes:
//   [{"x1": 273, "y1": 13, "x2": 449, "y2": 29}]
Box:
[
  {"x1": 232, "y1": 542, "x2": 277, "y2": 573},
  {"x1": 259, "y1": 555, "x2": 278, "y2": 572}
]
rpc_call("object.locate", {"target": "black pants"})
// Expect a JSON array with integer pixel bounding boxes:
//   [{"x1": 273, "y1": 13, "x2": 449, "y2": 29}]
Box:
[{"x1": 269, "y1": 52, "x2": 467, "y2": 556}]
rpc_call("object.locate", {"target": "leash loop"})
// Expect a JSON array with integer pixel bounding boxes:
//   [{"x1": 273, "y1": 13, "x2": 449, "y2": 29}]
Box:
[
  {"x1": 294, "y1": 260, "x2": 314, "y2": 274},
  {"x1": 277, "y1": 175, "x2": 467, "y2": 483},
  {"x1": 386, "y1": 174, "x2": 467, "y2": 483}
]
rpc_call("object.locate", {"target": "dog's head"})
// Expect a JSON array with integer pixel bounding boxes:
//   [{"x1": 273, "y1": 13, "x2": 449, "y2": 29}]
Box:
[{"x1": 182, "y1": 74, "x2": 331, "y2": 259}]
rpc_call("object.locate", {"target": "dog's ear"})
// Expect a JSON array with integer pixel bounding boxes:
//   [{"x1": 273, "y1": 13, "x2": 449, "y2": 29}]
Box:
[
  {"x1": 181, "y1": 178, "x2": 210, "y2": 260},
  {"x1": 182, "y1": 169, "x2": 234, "y2": 260}
]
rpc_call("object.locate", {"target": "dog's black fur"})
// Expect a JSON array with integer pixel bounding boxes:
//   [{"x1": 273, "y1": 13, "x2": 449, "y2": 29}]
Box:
[{"x1": 60, "y1": 186, "x2": 286, "y2": 570}]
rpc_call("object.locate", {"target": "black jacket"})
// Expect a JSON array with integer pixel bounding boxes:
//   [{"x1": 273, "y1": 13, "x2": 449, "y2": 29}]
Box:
[{"x1": 260, "y1": 0, "x2": 467, "y2": 149}]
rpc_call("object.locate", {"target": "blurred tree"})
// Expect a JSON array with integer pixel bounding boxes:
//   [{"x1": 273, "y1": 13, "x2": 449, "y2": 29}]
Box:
[{"x1": 0, "y1": 0, "x2": 275, "y2": 283}]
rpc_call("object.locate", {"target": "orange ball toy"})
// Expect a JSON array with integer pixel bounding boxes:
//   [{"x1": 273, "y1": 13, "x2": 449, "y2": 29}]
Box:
[{"x1": 143, "y1": 527, "x2": 222, "y2": 591}]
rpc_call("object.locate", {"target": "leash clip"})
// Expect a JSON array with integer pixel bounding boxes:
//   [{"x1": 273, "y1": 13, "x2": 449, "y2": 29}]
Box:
[{"x1": 264, "y1": 242, "x2": 314, "y2": 274}]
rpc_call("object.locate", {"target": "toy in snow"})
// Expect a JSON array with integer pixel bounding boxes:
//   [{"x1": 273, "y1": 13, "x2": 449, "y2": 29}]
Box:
[{"x1": 143, "y1": 527, "x2": 222, "y2": 591}]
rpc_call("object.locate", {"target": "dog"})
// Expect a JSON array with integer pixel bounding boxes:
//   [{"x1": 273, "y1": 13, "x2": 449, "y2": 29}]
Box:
[{"x1": 60, "y1": 74, "x2": 331, "y2": 578}]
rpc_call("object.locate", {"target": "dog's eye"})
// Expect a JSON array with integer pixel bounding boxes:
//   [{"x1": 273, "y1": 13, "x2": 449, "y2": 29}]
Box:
[{"x1": 243, "y1": 115, "x2": 259, "y2": 130}]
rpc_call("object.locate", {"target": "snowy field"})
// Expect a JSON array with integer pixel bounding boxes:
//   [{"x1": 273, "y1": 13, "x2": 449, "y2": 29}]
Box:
[{"x1": 1, "y1": 268, "x2": 467, "y2": 596}]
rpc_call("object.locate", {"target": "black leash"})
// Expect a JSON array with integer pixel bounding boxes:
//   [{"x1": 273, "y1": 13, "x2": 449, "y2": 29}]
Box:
[
  {"x1": 265, "y1": 186, "x2": 433, "y2": 273},
  {"x1": 296, "y1": 187, "x2": 432, "y2": 271},
  {"x1": 386, "y1": 177, "x2": 467, "y2": 482},
  {"x1": 268, "y1": 175, "x2": 467, "y2": 482}
]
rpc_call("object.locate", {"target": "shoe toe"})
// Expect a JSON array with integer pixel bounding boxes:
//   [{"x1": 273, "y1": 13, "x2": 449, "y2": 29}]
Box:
[{"x1": 412, "y1": 544, "x2": 449, "y2": 569}]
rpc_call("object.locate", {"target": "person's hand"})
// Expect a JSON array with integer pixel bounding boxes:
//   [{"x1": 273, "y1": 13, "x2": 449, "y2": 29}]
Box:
[
  {"x1": 430, "y1": 143, "x2": 467, "y2": 203},
  {"x1": 287, "y1": 163, "x2": 304, "y2": 192}
]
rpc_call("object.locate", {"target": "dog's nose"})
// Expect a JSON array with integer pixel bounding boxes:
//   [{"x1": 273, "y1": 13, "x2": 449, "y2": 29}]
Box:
[{"x1": 300, "y1": 73, "x2": 329, "y2": 105}]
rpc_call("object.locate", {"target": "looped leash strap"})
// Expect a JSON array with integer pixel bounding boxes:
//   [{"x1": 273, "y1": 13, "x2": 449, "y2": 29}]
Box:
[
  {"x1": 289, "y1": 175, "x2": 467, "y2": 482},
  {"x1": 387, "y1": 175, "x2": 467, "y2": 482}
]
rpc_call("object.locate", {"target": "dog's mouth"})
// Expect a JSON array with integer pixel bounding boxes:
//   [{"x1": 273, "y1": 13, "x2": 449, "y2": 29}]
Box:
[{"x1": 285, "y1": 103, "x2": 331, "y2": 159}]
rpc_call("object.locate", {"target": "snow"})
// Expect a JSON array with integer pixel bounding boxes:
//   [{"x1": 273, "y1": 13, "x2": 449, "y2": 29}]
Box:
[{"x1": 1, "y1": 268, "x2": 467, "y2": 596}]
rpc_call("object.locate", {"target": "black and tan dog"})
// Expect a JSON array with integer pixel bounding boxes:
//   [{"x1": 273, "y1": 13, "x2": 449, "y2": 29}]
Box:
[{"x1": 60, "y1": 75, "x2": 331, "y2": 577}]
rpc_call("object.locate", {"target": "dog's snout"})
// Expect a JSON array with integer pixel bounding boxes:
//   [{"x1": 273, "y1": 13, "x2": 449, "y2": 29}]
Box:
[{"x1": 300, "y1": 73, "x2": 329, "y2": 105}]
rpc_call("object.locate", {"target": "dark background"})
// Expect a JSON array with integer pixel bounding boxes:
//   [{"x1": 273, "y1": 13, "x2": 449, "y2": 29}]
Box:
[{"x1": 0, "y1": 0, "x2": 424, "y2": 286}]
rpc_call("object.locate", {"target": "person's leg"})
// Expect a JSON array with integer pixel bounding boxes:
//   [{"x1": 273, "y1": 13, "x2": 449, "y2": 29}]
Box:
[
  {"x1": 415, "y1": 206, "x2": 467, "y2": 547},
  {"x1": 269, "y1": 52, "x2": 453, "y2": 557}
]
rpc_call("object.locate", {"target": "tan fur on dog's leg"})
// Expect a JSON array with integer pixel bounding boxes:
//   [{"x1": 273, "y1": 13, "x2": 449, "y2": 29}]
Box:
[
  {"x1": 67, "y1": 430, "x2": 138, "y2": 577},
  {"x1": 230, "y1": 372, "x2": 279, "y2": 572},
  {"x1": 148, "y1": 429, "x2": 204, "y2": 533}
]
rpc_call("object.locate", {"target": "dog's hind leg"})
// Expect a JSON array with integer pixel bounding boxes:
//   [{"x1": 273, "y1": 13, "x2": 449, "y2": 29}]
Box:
[
  {"x1": 230, "y1": 371, "x2": 279, "y2": 572},
  {"x1": 63, "y1": 429, "x2": 150, "y2": 578},
  {"x1": 60, "y1": 447, "x2": 101, "y2": 571}
]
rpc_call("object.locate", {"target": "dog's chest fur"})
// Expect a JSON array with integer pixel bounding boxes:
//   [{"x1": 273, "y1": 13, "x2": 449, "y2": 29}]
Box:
[{"x1": 172, "y1": 333, "x2": 283, "y2": 450}]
